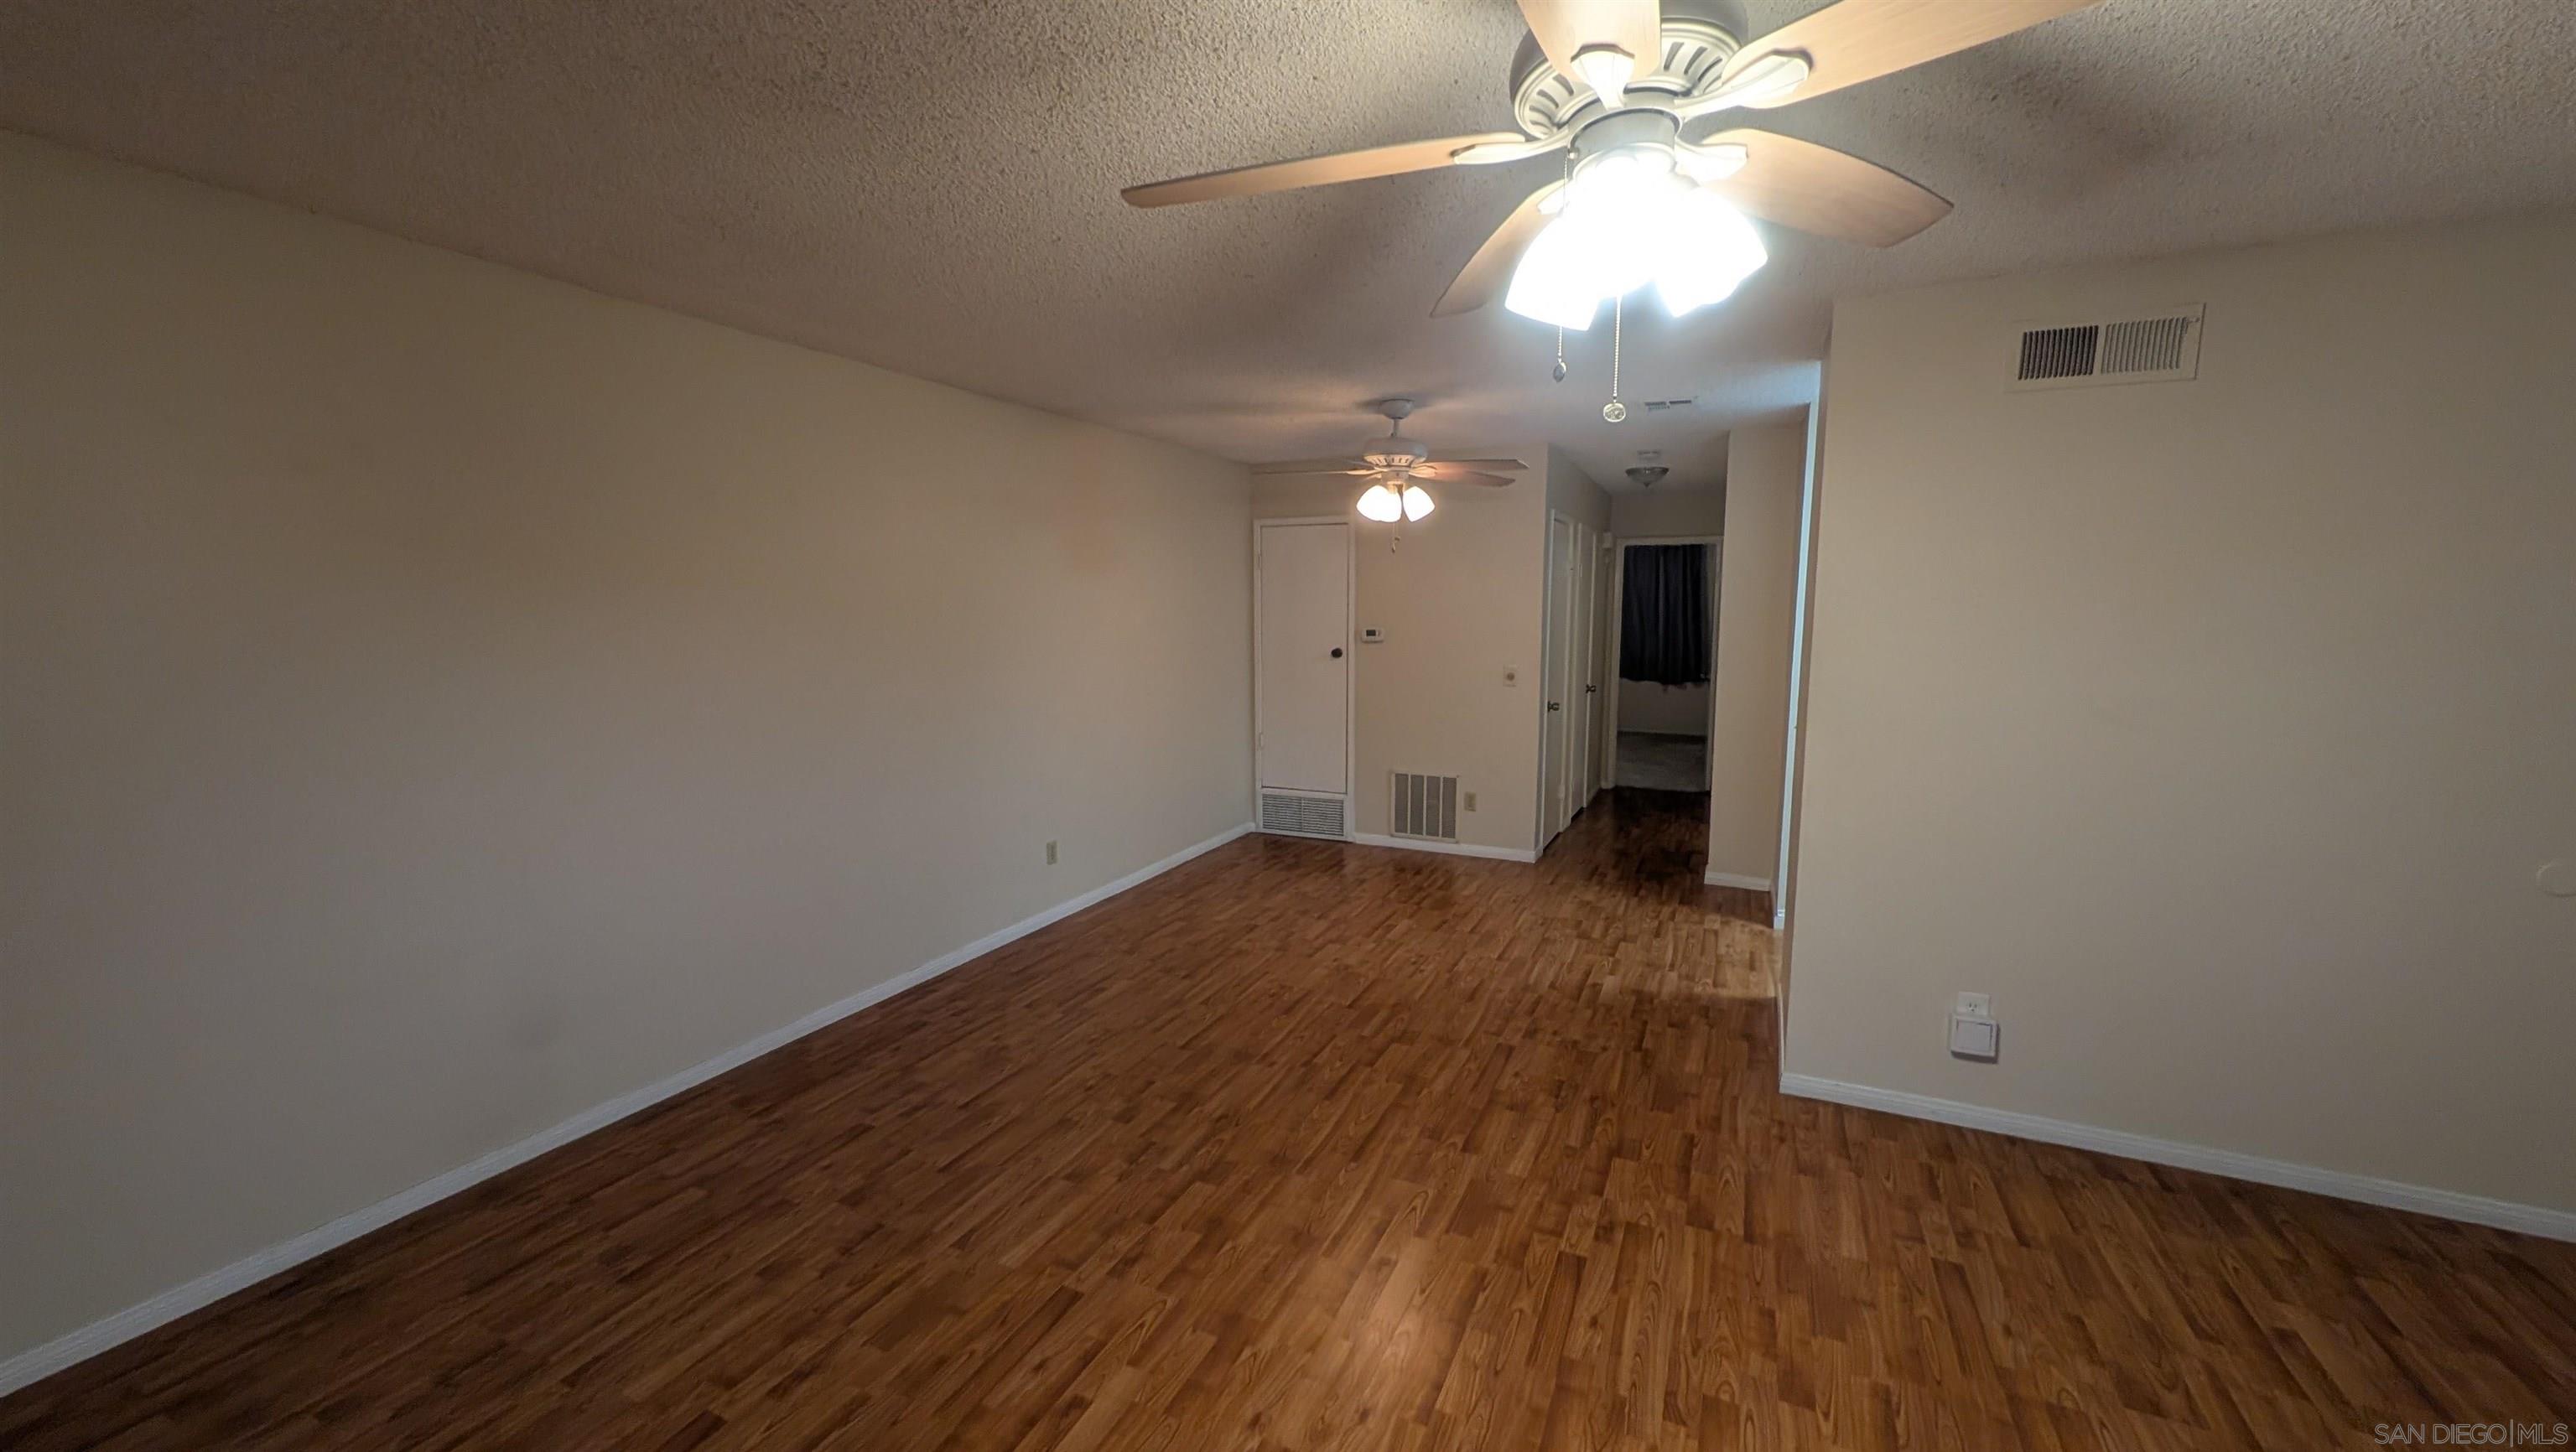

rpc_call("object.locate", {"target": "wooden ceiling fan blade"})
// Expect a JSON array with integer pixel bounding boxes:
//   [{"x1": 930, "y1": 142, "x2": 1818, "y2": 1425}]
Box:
[
  {"x1": 1250, "y1": 459, "x2": 1372, "y2": 476},
  {"x1": 1701, "y1": 128, "x2": 1950, "y2": 247},
  {"x1": 1122, "y1": 132, "x2": 1528, "y2": 209},
  {"x1": 1720, "y1": 0, "x2": 2106, "y2": 109},
  {"x1": 1517, "y1": 0, "x2": 1665, "y2": 86},
  {"x1": 1432, "y1": 181, "x2": 1565, "y2": 318}
]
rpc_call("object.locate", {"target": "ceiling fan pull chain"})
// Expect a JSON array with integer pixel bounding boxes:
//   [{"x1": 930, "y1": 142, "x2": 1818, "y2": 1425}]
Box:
[
  {"x1": 1603, "y1": 296, "x2": 1627, "y2": 423},
  {"x1": 1552, "y1": 324, "x2": 1566, "y2": 383}
]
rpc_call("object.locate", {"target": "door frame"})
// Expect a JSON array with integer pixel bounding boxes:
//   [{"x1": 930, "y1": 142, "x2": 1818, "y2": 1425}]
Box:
[
  {"x1": 1603, "y1": 533, "x2": 1722, "y2": 789},
  {"x1": 1250, "y1": 517, "x2": 1356, "y2": 817},
  {"x1": 1535, "y1": 510, "x2": 1578, "y2": 850}
]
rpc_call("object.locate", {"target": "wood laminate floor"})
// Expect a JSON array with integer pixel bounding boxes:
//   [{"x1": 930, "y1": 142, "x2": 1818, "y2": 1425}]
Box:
[{"x1": 6, "y1": 790, "x2": 2571, "y2": 1449}]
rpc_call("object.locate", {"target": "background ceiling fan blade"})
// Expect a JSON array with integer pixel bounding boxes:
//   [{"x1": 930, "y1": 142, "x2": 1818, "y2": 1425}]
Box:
[
  {"x1": 1423, "y1": 458, "x2": 1531, "y2": 471},
  {"x1": 1123, "y1": 133, "x2": 1528, "y2": 209},
  {"x1": 1700, "y1": 128, "x2": 1950, "y2": 246},
  {"x1": 1721, "y1": 0, "x2": 2106, "y2": 109},
  {"x1": 1249, "y1": 459, "x2": 1371, "y2": 476},
  {"x1": 1431, "y1": 181, "x2": 1565, "y2": 318},
  {"x1": 1516, "y1": 0, "x2": 1666, "y2": 84}
]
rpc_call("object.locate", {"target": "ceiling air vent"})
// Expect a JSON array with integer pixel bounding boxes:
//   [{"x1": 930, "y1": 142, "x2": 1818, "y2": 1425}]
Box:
[
  {"x1": 2009, "y1": 304, "x2": 2203, "y2": 391},
  {"x1": 1640, "y1": 397, "x2": 1696, "y2": 413}
]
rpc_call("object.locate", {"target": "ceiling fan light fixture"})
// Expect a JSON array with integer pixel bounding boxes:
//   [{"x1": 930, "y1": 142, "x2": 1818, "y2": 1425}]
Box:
[
  {"x1": 1504, "y1": 139, "x2": 1767, "y2": 329},
  {"x1": 1654, "y1": 188, "x2": 1768, "y2": 316},
  {"x1": 1356, "y1": 482, "x2": 1405, "y2": 522},
  {"x1": 1401, "y1": 485, "x2": 1436, "y2": 521},
  {"x1": 1504, "y1": 211, "x2": 1608, "y2": 329}
]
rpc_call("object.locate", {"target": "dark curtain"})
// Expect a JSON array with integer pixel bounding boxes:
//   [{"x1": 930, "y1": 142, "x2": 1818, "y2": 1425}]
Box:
[{"x1": 1619, "y1": 544, "x2": 1711, "y2": 686}]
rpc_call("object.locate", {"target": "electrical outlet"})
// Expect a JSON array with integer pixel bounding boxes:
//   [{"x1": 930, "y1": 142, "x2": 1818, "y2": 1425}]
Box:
[
  {"x1": 1950, "y1": 991, "x2": 1998, "y2": 1061},
  {"x1": 1045, "y1": 840, "x2": 1058, "y2": 866},
  {"x1": 1463, "y1": 791, "x2": 1478, "y2": 812}
]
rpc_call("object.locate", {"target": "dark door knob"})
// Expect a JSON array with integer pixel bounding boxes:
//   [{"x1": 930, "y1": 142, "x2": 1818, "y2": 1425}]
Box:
[{"x1": 1330, "y1": 647, "x2": 1344, "y2": 658}]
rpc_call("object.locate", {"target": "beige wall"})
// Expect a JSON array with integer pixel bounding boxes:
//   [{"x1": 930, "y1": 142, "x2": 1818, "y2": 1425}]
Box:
[
  {"x1": 0, "y1": 133, "x2": 1254, "y2": 1363},
  {"x1": 1618, "y1": 680, "x2": 1710, "y2": 737},
  {"x1": 1253, "y1": 445, "x2": 1607, "y2": 855},
  {"x1": 1611, "y1": 483, "x2": 1727, "y2": 539},
  {"x1": 1254, "y1": 449, "x2": 1542, "y2": 853},
  {"x1": 1706, "y1": 423, "x2": 1805, "y2": 885},
  {"x1": 1785, "y1": 210, "x2": 2576, "y2": 1215},
  {"x1": 1612, "y1": 484, "x2": 1724, "y2": 748}
]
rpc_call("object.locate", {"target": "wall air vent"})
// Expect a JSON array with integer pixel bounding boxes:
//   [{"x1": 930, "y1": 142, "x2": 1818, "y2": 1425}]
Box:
[
  {"x1": 1389, "y1": 772, "x2": 1460, "y2": 841},
  {"x1": 2009, "y1": 304, "x2": 2203, "y2": 391},
  {"x1": 1259, "y1": 790, "x2": 1346, "y2": 840}
]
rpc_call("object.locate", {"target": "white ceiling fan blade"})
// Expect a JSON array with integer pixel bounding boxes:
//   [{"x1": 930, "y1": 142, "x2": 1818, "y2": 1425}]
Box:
[
  {"x1": 1424, "y1": 458, "x2": 1531, "y2": 471},
  {"x1": 1422, "y1": 469, "x2": 1516, "y2": 489},
  {"x1": 1699, "y1": 128, "x2": 1951, "y2": 246},
  {"x1": 1123, "y1": 132, "x2": 1528, "y2": 209},
  {"x1": 1713, "y1": 0, "x2": 2106, "y2": 111},
  {"x1": 1516, "y1": 0, "x2": 1665, "y2": 89},
  {"x1": 1432, "y1": 181, "x2": 1565, "y2": 319}
]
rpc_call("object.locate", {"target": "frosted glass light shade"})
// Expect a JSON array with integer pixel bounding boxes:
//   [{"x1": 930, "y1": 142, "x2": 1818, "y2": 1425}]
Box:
[
  {"x1": 1504, "y1": 155, "x2": 1768, "y2": 329},
  {"x1": 1653, "y1": 187, "x2": 1768, "y2": 317},
  {"x1": 1401, "y1": 485, "x2": 1435, "y2": 521},
  {"x1": 1356, "y1": 483, "x2": 1404, "y2": 522}
]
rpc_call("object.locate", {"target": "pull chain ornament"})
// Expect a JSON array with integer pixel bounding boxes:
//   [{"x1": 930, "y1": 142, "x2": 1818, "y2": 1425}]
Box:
[
  {"x1": 1602, "y1": 295, "x2": 1627, "y2": 423},
  {"x1": 1549, "y1": 150, "x2": 1572, "y2": 385}
]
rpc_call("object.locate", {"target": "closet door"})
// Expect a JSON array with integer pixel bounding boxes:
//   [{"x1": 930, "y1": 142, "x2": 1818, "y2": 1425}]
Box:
[{"x1": 1254, "y1": 521, "x2": 1350, "y2": 801}]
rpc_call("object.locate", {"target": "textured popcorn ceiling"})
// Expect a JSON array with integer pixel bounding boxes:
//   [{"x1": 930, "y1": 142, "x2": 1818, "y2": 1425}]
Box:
[{"x1": 4, "y1": 0, "x2": 2573, "y2": 489}]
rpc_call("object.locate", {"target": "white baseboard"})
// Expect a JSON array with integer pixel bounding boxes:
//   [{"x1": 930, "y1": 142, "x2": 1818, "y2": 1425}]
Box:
[
  {"x1": 1703, "y1": 869, "x2": 1773, "y2": 891},
  {"x1": 1779, "y1": 1073, "x2": 2576, "y2": 1244},
  {"x1": 0, "y1": 822, "x2": 1256, "y2": 1398},
  {"x1": 1346, "y1": 832, "x2": 1539, "y2": 863}
]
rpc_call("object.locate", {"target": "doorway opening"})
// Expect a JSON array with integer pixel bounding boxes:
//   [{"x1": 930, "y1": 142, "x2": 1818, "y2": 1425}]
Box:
[{"x1": 1607, "y1": 539, "x2": 1716, "y2": 792}]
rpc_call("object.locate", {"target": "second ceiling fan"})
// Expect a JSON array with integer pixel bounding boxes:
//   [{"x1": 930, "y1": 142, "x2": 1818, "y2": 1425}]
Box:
[{"x1": 1124, "y1": 0, "x2": 2103, "y2": 327}]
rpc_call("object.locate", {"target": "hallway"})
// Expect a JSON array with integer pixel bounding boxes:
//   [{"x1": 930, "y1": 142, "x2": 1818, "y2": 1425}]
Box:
[{"x1": 6, "y1": 794, "x2": 2569, "y2": 1449}]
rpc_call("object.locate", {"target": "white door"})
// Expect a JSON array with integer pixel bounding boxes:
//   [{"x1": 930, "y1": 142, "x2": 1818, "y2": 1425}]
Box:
[
  {"x1": 1591, "y1": 532, "x2": 1615, "y2": 797},
  {"x1": 1540, "y1": 513, "x2": 1576, "y2": 845},
  {"x1": 1571, "y1": 524, "x2": 1597, "y2": 812},
  {"x1": 1255, "y1": 521, "x2": 1350, "y2": 795}
]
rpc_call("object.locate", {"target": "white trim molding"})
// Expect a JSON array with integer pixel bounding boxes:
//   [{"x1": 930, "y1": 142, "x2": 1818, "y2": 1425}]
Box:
[
  {"x1": 1348, "y1": 832, "x2": 1539, "y2": 864},
  {"x1": 0, "y1": 822, "x2": 1257, "y2": 1398},
  {"x1": 1703, "y1": 869, "x2": 1774, "y2": 891},
  {"x1": 1779, "y1": 1073, "x2": 2576, "y2": 1244}
]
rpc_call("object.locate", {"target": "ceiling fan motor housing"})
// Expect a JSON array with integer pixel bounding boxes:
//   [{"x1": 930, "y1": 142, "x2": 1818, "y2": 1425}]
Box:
[
  {"x1": 1362, "y1": 439, "x2": 1431, "y2": 470},
  {"x1": 1509, "y1": 0, "x2": 1750, "y2": 137}
]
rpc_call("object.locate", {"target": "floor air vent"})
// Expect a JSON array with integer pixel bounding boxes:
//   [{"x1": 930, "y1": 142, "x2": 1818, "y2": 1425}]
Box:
[
  {"x1": 1389, "y1": 772, "x2": 1460, "y2": 841},
  {"x1": 1259, "y1": 790, "x2": 1346, "y2": 840},
  {"x1": 2010, "y1": 304, "x2": 2202, "y2": 390}
]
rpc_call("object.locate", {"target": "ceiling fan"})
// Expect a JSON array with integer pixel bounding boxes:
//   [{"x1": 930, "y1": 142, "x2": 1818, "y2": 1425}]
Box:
[
  {"x1": 1254, "y1": 399, "x2": 1526, "y2": 522},
  {"x1": 1123, "y1": 0, "x2": 2104, "y2": 327}
]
